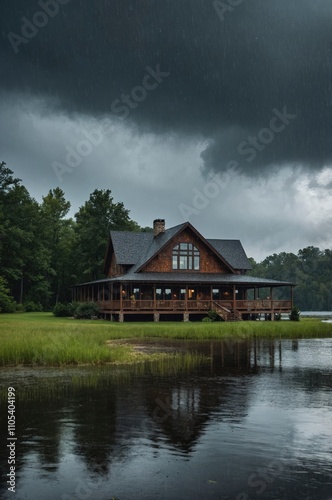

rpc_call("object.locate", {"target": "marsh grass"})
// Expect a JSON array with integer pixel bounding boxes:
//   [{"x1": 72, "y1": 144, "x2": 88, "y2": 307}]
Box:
[
  {"x1": 0, "y1": 326, "x2": 132, "y2": 366},
  {"x1": 0, "y1": 352, "x2": 208, "y2": 404},
  {"x1": 0, "y1": 313, "x2": 331, "y2": 366},
  {"x1": 0, "y1": 315, "x2": 147, "y2": 366},
  {"x1": 103, "y1": 318, "x2": 332, "y2": 340}
]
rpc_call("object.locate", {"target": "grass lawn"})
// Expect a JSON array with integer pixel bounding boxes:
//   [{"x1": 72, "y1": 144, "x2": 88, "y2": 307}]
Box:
[{"x1": 0, "y1": 312, "x2": 331, "y2": 366}]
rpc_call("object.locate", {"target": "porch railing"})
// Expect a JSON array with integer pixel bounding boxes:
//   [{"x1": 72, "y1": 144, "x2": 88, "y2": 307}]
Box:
[
  {"x1": 232, "y1": 300, "x2": 292, "y2": 311},
  {"x1": 97, "y1": 299, "x2": 292, "y2": 312}
]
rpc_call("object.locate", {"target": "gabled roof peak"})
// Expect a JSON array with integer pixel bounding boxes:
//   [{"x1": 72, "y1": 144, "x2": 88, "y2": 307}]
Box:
[{"x1": 105, "y1": 221, "x2": 251, "y2": 273}]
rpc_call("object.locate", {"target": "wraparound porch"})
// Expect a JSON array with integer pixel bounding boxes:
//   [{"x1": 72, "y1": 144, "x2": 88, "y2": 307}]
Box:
[
  {"x1": 72, "y1": 279, "x2": 294, "y2": 321},
  {"x1": 97, "y1": 298, "x2": 292, "y2": 321}
]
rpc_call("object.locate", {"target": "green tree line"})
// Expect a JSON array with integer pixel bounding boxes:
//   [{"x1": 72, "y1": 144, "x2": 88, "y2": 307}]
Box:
[
  {"x1": 0, "y1": 161, "x2": 150, "y2": 312},
  {"x1": 249, "y1": 247, "x2": 332, "y2": 311}
]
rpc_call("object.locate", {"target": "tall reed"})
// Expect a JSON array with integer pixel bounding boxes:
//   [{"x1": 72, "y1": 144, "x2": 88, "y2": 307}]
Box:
[{"x1": 0, "y1": 313, "x2": 330, "y2": 366}]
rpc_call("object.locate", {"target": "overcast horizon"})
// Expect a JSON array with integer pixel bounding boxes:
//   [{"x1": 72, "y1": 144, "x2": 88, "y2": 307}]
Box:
[{"x1": 1, "y1": 0, "x2": 332, "y2": 261}]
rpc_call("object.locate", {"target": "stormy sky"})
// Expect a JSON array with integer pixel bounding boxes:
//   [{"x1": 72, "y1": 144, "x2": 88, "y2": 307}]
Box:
[{"x1": 1, "y1": 0, "x2": 331, "y2": 260}]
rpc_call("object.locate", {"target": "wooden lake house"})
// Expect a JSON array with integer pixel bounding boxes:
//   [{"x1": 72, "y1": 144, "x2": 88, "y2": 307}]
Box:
[{"x1": 73, "y1": 219, "x2": 294, "y2": 321}]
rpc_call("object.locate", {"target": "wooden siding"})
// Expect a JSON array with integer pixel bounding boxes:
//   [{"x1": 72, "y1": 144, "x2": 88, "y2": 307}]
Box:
[
  {"x1": 142, "y1": 228, "x2": 231, "y2": 274},
  {"x1": 107, "y1": 253, "x2": 124, "y2": 277}
]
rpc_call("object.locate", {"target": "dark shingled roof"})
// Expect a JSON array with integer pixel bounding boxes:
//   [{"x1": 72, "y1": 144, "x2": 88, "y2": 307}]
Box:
[
  {"x1": 207, "y1": 239, "x2": 252, "y2": 271},
  {"x1": 109, "y1": 223, "x2": 251, "y2": 271},
  {"x1": 75, "y1": 274, "x2": 294, "y2": 287},
  {"x1": 110, "y1": 231, "x2": 152, "y2": 265}
]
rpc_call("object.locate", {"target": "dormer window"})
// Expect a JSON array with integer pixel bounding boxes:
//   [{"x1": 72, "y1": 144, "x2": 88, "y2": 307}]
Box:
[{"x1": 172, "y1": 243, "x2": 200, "y2": 270}]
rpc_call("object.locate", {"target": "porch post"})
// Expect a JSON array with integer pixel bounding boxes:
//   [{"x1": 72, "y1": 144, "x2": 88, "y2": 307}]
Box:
[
  {"x1": 233, "y1": 285, "x2": 236, "y2": 312},
  {"x1": 153, "y1": 284, "x2": 156, "y2": 312},
  {"x1": 271, "y1": 287, "x2": 274, "y2": 320},
  {"x1": 120, "y1": 284, "x2": 123, "y2": 311},
  {"x1": 185, "y1": 285, "x2": 188, "y2": 312}
]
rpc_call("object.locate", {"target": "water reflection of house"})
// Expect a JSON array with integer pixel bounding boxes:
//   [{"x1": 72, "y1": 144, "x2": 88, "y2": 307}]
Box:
[
  {"x1": 73, "y1": 220, "x2": 295, "y2": 321},
  {"x1": 144, "y1": 341, "x2": 254, "y2": 452},
  {"x1": 0, "y1": 340, "x2": 290, "y2": 488}
]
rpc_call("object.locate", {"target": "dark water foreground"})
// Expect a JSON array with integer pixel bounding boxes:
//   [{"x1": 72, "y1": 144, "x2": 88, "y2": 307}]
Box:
[{"x1": 0, "y1": 338, "x2": 331, "y2": 500}]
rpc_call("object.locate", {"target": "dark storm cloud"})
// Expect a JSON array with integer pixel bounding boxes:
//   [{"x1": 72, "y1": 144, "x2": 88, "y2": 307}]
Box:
[{"x1": 1, "y1": 0, "x2": 332, "y2": 175}]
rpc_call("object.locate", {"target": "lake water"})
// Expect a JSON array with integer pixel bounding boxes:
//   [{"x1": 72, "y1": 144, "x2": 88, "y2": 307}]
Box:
[
  {"x1": 301, "y1": 311, "x2": 332, "y2": 318},
  {"x1": 0, "y1": 338, "x2": 332, "y2": 500}
]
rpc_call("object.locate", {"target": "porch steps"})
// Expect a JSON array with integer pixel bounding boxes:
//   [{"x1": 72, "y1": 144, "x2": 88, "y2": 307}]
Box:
[
  {"x1": 226, "y1": 311, "x2": 242, "y2": 322},
  {"x1": 212, "y1": 302, "x2": 242, "y2": 322}
]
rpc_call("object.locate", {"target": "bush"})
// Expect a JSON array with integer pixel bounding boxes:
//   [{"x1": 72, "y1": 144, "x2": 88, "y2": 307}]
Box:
[
  {"x1": 0, "y1": 277, "x2": 16, "y2": 313},
  {"x1": 202, "y1": 309, "x2": 220, "y2": 322},
  {"x1": 15, "y1": 304, "x2": 26, "y2": 313},
  {"x1": 74, "y1": 302, "x2": 100, "y2": 319},
  {"x1": 274, "y1": 313, "x2": 281, "y2": 321},
  {"x1": 24, "y1": 301, "x2": 43, "y2": 312},
  {"x1": 53, "y1": 302, "x2": 100, "y2": 319},
  {"x1": 0, "y1": 301, "x2": 16, "y2": 314},
  {"x1": 289, "y1": 306, "x2": 300, "y2": 321},
  {"x1": 70, "y1": 302, "x2": 80, "y2": 315},
  {"x1": 53, "y1": 302, "x2": 73, "y2": 317}
]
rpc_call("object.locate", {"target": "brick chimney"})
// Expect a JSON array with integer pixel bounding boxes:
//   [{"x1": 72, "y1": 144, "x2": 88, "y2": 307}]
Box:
[{"x1": 153, "y1": 219, "x2": 165, "y2": 237}]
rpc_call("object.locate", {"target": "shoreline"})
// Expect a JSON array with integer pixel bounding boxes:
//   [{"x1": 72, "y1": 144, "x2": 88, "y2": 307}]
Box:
[{"x1": 0, "y1": 313, "x2": 331, "y2": 367}]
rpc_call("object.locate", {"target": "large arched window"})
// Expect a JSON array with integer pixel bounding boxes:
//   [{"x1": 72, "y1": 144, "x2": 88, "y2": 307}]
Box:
[{"x1": 172, "y1": 243, "x2": 200, "y2": 270}]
